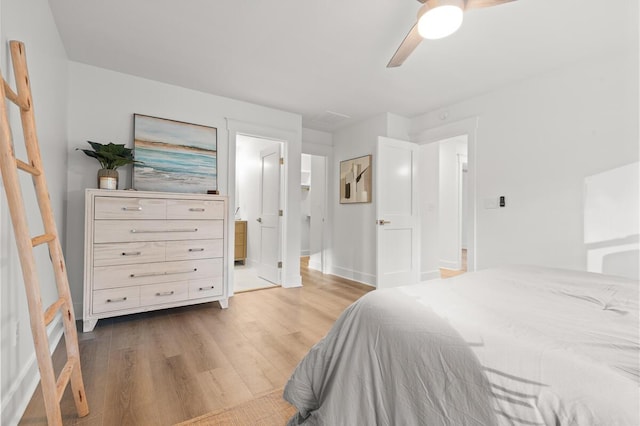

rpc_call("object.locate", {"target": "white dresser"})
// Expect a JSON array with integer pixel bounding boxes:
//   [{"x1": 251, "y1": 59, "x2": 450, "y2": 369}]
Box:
[{"x1": 83, "y1": 189, "x2": 228, "y2": 332}]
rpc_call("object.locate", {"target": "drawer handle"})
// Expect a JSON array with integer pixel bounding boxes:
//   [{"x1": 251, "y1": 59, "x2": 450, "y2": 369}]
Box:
[
  {"x1": 131, "y1": 228, "x2": 198, "y2": 233},
  {"x1": 130, "y1": 268, "x2": 198, "y2": 278},
  {"x1": 121, "y1": 251, "x2": 142, "y2": 256},
  {"x1": 155, "y1": 291, "x2": 175, "y2": 297},
  {"x1": 106, "y1": 297, "x2": 128, "y2": 303},
  {"x1": 122, "y1": 207, "x2": 142, "y2": 211},
  {"x1": 189, "y1": 208, "x2": 205, "y2": 212},
  {"x1": 188, "y1": 248, "x2": 205, "y2": 252},
  {"x1": 198, "y1": 286, "x2": 215, "y2": 291}
]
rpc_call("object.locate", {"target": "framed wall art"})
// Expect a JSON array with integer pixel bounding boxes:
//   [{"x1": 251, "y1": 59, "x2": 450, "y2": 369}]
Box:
[
  {"x1": 340, "y1": 154, "x2": 372, "y2": 204},
  {"x1": 133, "y1": 114, "x2": 217, "y2": 193}
]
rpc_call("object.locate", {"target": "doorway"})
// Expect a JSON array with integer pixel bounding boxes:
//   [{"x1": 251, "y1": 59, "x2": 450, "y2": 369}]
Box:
[
  {"x1": 437, "y1": 136, "x2": 468, "y2": 276},
  {"x1": 234, "y1": 135, "x2": 283, "y2": 292},
  {"x1": 300, "y1": 154, "x2": 327, "y2": 272},
  {"x1": 418, "y1": 132, "x2": 472, "y2": 280}
]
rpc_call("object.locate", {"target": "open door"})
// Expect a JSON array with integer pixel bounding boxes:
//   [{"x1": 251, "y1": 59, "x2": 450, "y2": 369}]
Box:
[
  {"x1": 257, "y1": 144, "x2": 282, "y2": 284},
  {"x1": 308, "y1": 155, "x2": 327, "y2": 272},
  {"x1": 376, "y1": 137, "x2": 419, "y2": 288}
]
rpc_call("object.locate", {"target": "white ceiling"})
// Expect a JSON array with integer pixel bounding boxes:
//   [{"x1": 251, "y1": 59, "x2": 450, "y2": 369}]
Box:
[{"x1": 48, "y1": 0, "x2": 636, "y2": 132}]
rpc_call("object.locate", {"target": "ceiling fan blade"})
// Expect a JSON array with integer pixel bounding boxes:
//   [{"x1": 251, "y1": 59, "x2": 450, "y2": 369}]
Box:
[
  {"x1": 465, "y1": 0, "x2": 516, "y2": 9},
  {"x1": 387, "y1": 23, "x2": 422, "y2": 68}
]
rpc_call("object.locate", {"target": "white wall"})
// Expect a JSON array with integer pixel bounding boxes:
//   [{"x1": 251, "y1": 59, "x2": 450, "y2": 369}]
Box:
[
  {"x1": 386, "y1": 113, "x2": 411, "y2": 141},
  {"x1": 65, "y1": 62, "x2": 303, "y2": 315},
  {"x1": 0, "y1": 0, "x2": 69, "y2": 423},
  {"x1": 411, "y1": 49, "x2": 639, "y2": 273},
  {"x1": 584, "y1": 161, "x2": 639, "y2": 279},
  {"x1": 302, "y1": 127, "x2": 332, "y2": 157}
]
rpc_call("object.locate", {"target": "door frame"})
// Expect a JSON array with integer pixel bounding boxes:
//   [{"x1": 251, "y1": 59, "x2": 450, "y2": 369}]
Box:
[
  {"x1": 227, "y1": 119, "x2": 300, "y2": 295},
  {"x1": 413, "y1": 117, "x2": 478, "y2": 272}
]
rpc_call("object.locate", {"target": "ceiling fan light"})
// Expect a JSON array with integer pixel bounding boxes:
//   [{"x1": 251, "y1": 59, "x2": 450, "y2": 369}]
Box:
[{"x1": 417, "y1": 1, "x2": 464, "y2": 40}]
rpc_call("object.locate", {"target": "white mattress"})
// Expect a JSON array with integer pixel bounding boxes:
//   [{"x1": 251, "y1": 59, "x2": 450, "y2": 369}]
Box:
[{"x1": 284, "y1": 266, "x2": 639, "y2": 425}]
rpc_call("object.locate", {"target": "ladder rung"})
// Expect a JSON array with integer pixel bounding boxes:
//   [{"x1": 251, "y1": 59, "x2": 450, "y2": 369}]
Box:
[
  {"x1": 3, "y1": 78, "x2": 30, "y2": 110},
  {"x1": 31, "y1": 233, "x2": 56, "y2": 247},
  {"x1": 16, "y1": 159, "x2": 41, "y2": 176},
  {"x1": 56, "y1": 356, "x2": 78, "y2": 403},
  {"x1": 44, "y1": 298, "x2": 66, "y2": 326}
]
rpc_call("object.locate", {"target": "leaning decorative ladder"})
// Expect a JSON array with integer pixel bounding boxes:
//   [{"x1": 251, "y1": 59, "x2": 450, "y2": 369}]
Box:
[{"x1": 0, "y1": 41, "x2": 89, "y2": 424}]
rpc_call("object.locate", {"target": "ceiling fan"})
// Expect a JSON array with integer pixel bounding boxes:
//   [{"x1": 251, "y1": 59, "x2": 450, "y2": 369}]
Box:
[{"x1": 387, "y1": 0, "x2": 517, "y2": 68}]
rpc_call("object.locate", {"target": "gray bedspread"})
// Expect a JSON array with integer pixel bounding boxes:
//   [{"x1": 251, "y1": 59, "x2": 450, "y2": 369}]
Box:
[
  {"x1": 283, "y1": 290, "x2": 497, "y2": 425},
  {"x1": 284, "y1": 267, "x2": 639, "y2": 425}
]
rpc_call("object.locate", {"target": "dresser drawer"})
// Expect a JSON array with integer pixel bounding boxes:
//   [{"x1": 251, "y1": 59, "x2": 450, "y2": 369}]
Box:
[
  {"x1": 94, "y1": 220, "x2": 223, "y2": 243},
  {"x1": 94, "y1": 196, "x2": 165, "y2": 220},
  {"x1": 167, "y1": 199, "x2": 225, "y2": 220},
  {"x1": 93, "y1": 258, "x2": 222, "y2": 290},
  {"x1": 92, "y1": 287, "x2": 140, "y2": 314},
  {"x1": 188, "y1": 277, "x2": 224, "y2": 299},
  {"x1": 140, "y1": 281, "x2": 188, "y2": 306},
  {"x1": 93, "y1": 241, "x2": 166, "y2": 266},
  {"x1": 165, "y1": 239, "x2": 223, "y2": 261}
]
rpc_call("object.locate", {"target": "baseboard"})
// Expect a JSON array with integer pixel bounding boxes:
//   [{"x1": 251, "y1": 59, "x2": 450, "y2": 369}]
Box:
[
  {"x1": 440, "y1": 259, "x2": 461, "y2": 270},
  {"x1": 421, "y1": 270, "x2": 441, "y2": 281},
  {"x1": 300, "y1": 249, "x2": 310, "y2": 256},
  {"x1": 328, "y1": 265, "x2": 376, "y2": 287},
  {"x1": 1, "y1": 315, "x2": 64, "y2": 426},
  {"x1": 308, "y1": 259, "x2": 322, "y2": 272}
]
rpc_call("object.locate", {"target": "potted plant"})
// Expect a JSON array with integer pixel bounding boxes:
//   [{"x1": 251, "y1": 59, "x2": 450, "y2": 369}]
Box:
[{"x1": 77, "y1": 141, "x2": 138, "y2": 190}]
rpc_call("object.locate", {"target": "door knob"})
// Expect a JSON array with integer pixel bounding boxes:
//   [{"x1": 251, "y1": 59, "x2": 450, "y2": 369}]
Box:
[
  {"x1": 377, "y1": 219, "x2": 391, "y2": 225},
  {"x1": 256, "y1": 217, "x2": 262, "y2": 223}
]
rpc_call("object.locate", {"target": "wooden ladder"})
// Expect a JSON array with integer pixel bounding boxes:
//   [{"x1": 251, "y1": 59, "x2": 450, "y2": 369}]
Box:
[{"x1": 0, "y1": 40, "x2": 89, "y2": 425}]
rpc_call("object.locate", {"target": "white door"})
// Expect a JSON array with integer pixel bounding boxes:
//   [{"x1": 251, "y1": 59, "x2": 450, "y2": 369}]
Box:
[
  {"x1": 376, "y1": 137, "x2": 419, "y2": 288},
  {"x1": 257, "y1": 144, "x2": 281, "y2": 284},
  {"x1": 308, "y1": 155, "x2": 326, "y2": 272}
]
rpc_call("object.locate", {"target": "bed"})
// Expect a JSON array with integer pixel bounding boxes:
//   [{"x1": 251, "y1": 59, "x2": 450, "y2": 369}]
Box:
[{"x1": 283, "y1": 266, "x2": 639, "y2": 425}]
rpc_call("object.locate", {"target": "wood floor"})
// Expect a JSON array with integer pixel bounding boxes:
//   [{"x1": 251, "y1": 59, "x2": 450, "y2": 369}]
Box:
[{"x1": 19, "y1": 258, "x2": 372, "y2": 425}]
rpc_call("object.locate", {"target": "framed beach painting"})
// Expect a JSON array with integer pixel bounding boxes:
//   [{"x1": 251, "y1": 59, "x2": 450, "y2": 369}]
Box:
[
  {"x1": 340, "y1": 154, "x2": 372, "y2": 204},
  {"x1": 133, "y1": 114, "x2": 217, "y2": 193}
]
